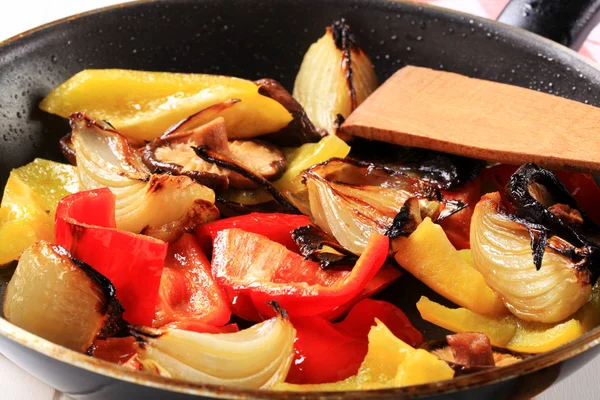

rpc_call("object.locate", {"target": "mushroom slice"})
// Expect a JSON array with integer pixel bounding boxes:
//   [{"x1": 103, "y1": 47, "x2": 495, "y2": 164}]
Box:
[
  {"x1": 255, "y1": 78, "x2": 324, "y2": 146},
  {"x1": 144, "y1": 116, "x2": 286, "y2": 190},
  {"x1": 71, "y1": 112, "x2": 215, "y2": 237},
  {"x1": 421, "y1": 337, "x2": 524, "y2": 375},
  {"x1": 3, "y1": 241, "x2": 126, "y2": 353}
]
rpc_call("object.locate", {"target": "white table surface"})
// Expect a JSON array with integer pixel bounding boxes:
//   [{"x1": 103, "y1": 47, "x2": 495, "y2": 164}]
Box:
[{"x1": 2, "y1": 1, "x2": 600, "y2": 399}]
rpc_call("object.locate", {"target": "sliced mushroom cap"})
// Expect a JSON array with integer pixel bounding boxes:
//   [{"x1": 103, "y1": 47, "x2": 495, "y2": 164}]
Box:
[
  {"x1": 255, "y1": 78, "x2": 324, "y2": 146},
  {"x1": 144, "y1": 117, "x2": 286, "y2": 190},
  {"x1": 421, "y1": 338, "x2": 525, "y2": 375},
  {"x1": 228, "y1": 139, "x2": 286, "y2": 184}
]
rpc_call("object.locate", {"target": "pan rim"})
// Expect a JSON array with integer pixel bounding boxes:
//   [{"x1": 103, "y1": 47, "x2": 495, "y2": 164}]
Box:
[{"x1": 2, "y1": 0, "x2": 600, "y2": 398}]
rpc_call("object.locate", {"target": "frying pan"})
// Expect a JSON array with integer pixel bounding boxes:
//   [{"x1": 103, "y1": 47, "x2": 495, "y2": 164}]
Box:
[{"x1": 2, "y1": 0, "x2": 600, "y2": 398}]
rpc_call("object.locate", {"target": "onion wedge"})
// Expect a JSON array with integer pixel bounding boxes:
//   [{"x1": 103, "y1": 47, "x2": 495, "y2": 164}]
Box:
[
  {"x1": 303, "y1": 158, "x2": 461, "y2": 255},
  {"x1": 136, "y1": 311, "x2": 295, "y2": 389},
  {"x1": 471, "y1": 192, "x2": 592, "y2": 323},
  {"x1": 3, "y1": 241, "x2": 126, "y2": 353},
  {"x1": 70, "y1": 112, "x2": 217, "y2": 237},
  {"x1": 293, "y1": 19, "x2": 377, "y2": 135}
]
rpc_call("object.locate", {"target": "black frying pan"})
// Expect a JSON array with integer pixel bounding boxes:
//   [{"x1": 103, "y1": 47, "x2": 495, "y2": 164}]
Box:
[{"x1": 2, "y1": 0, "x2": 600, "y2": 399}]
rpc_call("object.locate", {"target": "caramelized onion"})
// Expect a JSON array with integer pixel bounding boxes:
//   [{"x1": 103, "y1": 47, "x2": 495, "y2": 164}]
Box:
[
  {"x1": 293, "y1": 19, "x2": 377, "y2": 135},
  {"x1": 471, "y1": 192, "x2": 592, "y2": 323},
  {"x1": 303, "y1": 158, "x2": 460, "y2": 255},
  {"x1": 3, "y1": 241, "x2": 126, "y2": 353},
  {"x1": 71, "y1": 112, "x2": 216, "y2": 237},
  {"x1": 136, "y1": 311, "x2": 295, "y2": 388}
]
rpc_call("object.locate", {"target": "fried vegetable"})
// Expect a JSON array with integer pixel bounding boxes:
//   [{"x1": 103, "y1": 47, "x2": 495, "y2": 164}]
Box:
[
  {"x1": 220, "y1": 134, "x2": 351, "y2": 209},
  {"x1": 71, "y1": 113, "x2": 216, "y2": 237},
  {"x1": 0, "y1": 159, "x2": 79, "y2": 265},
  {"x1": 193, "y1": 146, "x2": 299, "y2": 214},
  {"x1": 349, "y1": 139, "x2": 485, "y2": 190},
  {"x1": 304, "y1": 158, "x2": 461, "y2": 255},
  {"x1": 55, "y1": 188, "x2": 168, "y2": 326},
  {"x1": 292, "y1": 225, "x2": 358, "y2": 269},
  {"x1": 275, "y1": 320, "x2": 453, "y2": 391},
  {"x1": 255, "y1": 78, "x2": 324, "y2": 146},
  {"x1": 422, "y1": 338, "x2": 524, "y2": 374},
  {"x1": 153, "y1": 234, "x2": 230, "y2": 328},
  {"x1": 39, "y1": 69, "x2": 292, "y2": 143},
  {"x1": 293, "y1": 19, "x2": 377, "y2": 135},
  {"x1": 211, "y1": 229, "x2": 388, "y2": 320},
  {"x1": 136, "y1": 311, "x2": 296, "y2": 389},
  {"x1": 471, "y1": 192, "x2": 592, "y2": 323},
  {"x1": 394, "y1": 217, "x2": 507, "y2": 316},
  {"x1": 3, "y1": 241, "x2": 126, "y2": 352},
  {"x1": 417, "y1": 289, "x2": 600, "y2": 353},
  {"x1": 143, "y1": 117, "x2": 286, "y2": 190}
]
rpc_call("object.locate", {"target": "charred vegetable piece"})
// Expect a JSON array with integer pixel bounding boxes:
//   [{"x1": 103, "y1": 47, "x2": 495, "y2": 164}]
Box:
[
  {"x1": 193, "y1": 145, "x2": 300, "y2": 214},
  {"x1": 0, "y1": 159, "x2": 79, "y2": 265},
  {"x1": 71, "y1": 112, "x2": 217, "y2": 237},
  {"x1": 3, "y1": 241, "x2": 125, "y2": 353},
  {"x1": 219, "y1": 134, "x2": 351, "y2": 210},
  {"x1": 292, "y1": 225, "x2": 358, "y2": 269},
  {"x1": 422, "y1": 338, "x2": 524, "y2": 374},
  {"x1": 276, "y1": 320, "x2": 453, "y2": 391},
  {"x1": 293, "y1": 19, "x2": 377, "y2": 135},
  {"x1": 394, "y1": 217, "x2": 507, "y2": 316},
  {"x1": 55, "y1": 188, "x2": 167, "y2": 326},
  {"x1": 195, "y1": 212, "x2": 311, "y2": 255},
  {"x1": 255, "y1": 78, "x2": 324, "y2": 146},
  {"x1": 143, "y1": 116, "x2": 286, "y2": 190},
  {"x1": 211, "y1": 229, "x2": 388, "y2": 320},
  {"x1": 40, "y1": 69, "x2": 292, "y2": 143},
  {"x1": 439, "y1": 177, "x2": 482, "y2": 250},
  {"x1": 153, "y1": 234, "x2": 230, "y2": 328},
  {"x1": 287, "y1": 299, "x2": 422, "y2": 385},
  {"x1": 471, "y1": 192, "x2": 592, "y2": 323},
  {"x1": 59, "y1": 132, "x2": 77, "y2": 165},
  {"x1": 349, "y1": 139, "x2": 485, "y2": 190},
  {"x1": 136, "y1": 312, "x2": 296, "y2": 389},
  {"x1": 303, "y1": 158, "x2": 461, "y2": 255},
  {"x1": 417, "y1": 290, "x2": 600, "y2": 353}
]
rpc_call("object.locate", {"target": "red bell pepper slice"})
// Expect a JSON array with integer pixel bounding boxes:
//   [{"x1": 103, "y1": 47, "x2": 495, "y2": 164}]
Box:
[
  {"x1": 318, "y1": 264, "x2": 402, "y2": 321},
  {"x1": 55, "y1": 188, "x2": 167, "y2": 326},
  {"x1": 195, "y1": 212, "x2": 311, "y2": 255},
  {"x1": 154, "y1": 233, "x2": 231, "y2": 328},
  {"x1": 212, "y1": 228, "x2": 388, "y2": 320},
  {"x1": 335, "y1": 299, "x2": 423, "y2": 346},
  {"x1": 484, "y1": 164, "x2": 600, "y2": 225},
  {"x1": 286, "y1": 299, "x2": 423, "y2": 384},
  {"x1": 439, "y1": 177, "x2": 482, "y2": 250}
]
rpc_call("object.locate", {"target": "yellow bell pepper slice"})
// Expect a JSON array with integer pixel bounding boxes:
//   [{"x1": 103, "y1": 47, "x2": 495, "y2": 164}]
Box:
[
  {"x1": 417, "y1": 288, "x2": 600, "y2": 353},
  {"x1": 395, "y1": 218, "x2": 507, "y2": 316},
  {"x1": 417, "y1": 296, "x2": 516, "y2": 347},
  {"x1": 274, "y1": 320, "x2": 454, "y2": 391},
  {"x1": 222, "y1": 134, "x2": 351, "y2": 205},
  {"x1": 0, "y1": 159, "x2": 79, "y2": 265},
  {"x1": 39, "y1": 69, "x2": 293, "y2": 143}
]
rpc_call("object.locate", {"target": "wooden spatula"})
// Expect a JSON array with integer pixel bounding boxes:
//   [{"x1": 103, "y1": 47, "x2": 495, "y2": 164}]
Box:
[{"x1": 340, "y1": 66, "x2": 600, "y2": 171}]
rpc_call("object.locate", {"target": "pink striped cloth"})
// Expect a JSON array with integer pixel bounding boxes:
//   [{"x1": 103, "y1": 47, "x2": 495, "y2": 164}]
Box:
[{"x1": 417, "y1": 0, "x2": 600, "y2": 61}]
